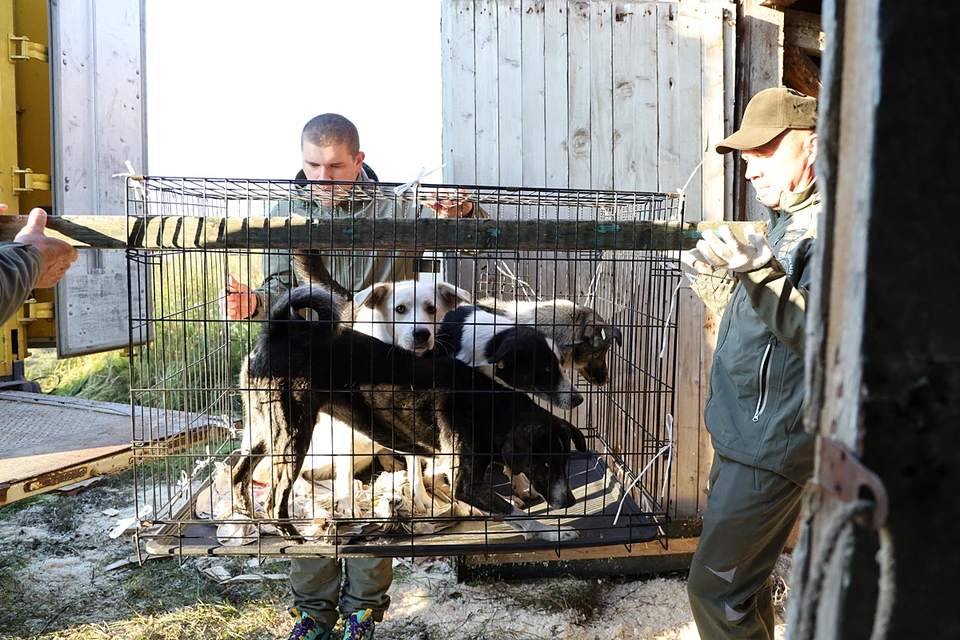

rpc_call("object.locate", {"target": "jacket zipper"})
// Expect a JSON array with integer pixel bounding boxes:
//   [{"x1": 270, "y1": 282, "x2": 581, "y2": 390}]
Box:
[{"x1": 753, "y1": 343, "x2": 774, "y2": 422}]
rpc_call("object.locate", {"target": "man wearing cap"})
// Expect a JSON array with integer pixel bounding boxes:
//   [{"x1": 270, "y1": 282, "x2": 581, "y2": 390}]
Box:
[{"x1": 682, "y1": 87, "x2": 819, "y2": 639}]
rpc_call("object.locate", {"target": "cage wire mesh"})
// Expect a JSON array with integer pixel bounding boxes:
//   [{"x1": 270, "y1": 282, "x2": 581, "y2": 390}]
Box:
[{"x1": 126, "y1": 176, "x2": 685, "y2": 558}]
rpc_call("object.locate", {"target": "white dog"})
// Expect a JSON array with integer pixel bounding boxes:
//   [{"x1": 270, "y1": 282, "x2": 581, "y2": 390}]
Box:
[
  {"x1": 306, "y1": 279, "x2": 472, "y2": 515},
  {"x1": 352, "y1": 279, "x2": 472, "y2": 353}
]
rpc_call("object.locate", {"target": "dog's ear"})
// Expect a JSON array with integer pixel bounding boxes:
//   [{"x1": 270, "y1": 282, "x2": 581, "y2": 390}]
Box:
[
  {"x1": 437, "y1": 282, "x2": 473, "y2": 309},
  {"x1": 354, "y1": 282, "x2": 391, "y2": 309},
  {"x1": 608, "y1": 325, "x2": 623, "y2": 347},
  {"x1": 489, "y1": 332, "x2": 519, "y2": 368},
  {"x1": 568, "y1": 423, "x2": 588, "y2": 453},
  {"x1": 556, "y1": 420, "x2": 588, "y2": 453},
  {"x1": 580, "y1": 320, "x2": 623, "y2": 349},
  {"x1": 501, "y1": 432, "x2": 531, "y2": 473},
  {"x1": 579, "y1": 322, "x2": 606, "y2": 349}
]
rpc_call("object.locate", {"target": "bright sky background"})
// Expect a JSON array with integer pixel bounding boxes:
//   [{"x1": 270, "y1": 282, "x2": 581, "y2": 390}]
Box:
[{"x1": 144, "y1": 1, "x2": 443, "y2": 183}]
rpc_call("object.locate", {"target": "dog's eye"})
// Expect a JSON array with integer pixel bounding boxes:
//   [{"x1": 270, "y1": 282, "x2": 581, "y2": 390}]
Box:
[
  {"x1": 395, "y1": 305, "x2": 407, "y2": 315},
  {"x1": 425, "y1": 305, "x2": 436, "y2": 316}
]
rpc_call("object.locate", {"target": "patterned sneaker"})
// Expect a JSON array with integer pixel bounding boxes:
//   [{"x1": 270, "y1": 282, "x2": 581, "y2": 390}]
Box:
[
  {"x1": 341, "y1": 608, "x2": 375, "y2": 640},
  {"x1": 288, "y1": 609, "x2": 331, "y2": 640}
]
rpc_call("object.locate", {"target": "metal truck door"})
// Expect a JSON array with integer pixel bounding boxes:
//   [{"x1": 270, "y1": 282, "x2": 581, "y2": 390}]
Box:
[{"x1": 49, "y1": 0, "x2": 148, "y2": 357}]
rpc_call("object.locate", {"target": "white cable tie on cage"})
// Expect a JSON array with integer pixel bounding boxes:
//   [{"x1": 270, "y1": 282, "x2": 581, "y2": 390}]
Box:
[
  {"x1": 659, "y1": 280, "x2": 684, "y2": 360},
  {"x1": 612, "y1": 414, "x2": 674, "y2": 526},
  {"x1": 112, "y1": 160, "x2": 146, "y2": 199},
  {"x1": 111, "y1": 504, "x2": 154, "y2": 539},
  {"x1": 393, "y1": 164, "x2": 446, "y2": 197},
  {"x1": 176, "y1": 469, "x2": 189, "y2": 492},
  {"x1": 661, "y1": 414, "x2": 674, "y2": 502}
]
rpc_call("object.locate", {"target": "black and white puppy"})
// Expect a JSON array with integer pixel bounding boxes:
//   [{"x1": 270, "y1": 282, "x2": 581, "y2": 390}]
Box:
[
  {"x1": 233, "y1": 285, "x2": 587, "y2": 542},
  {"x1": 433, "y1": 305, "x2": 583, "y2": 411}
]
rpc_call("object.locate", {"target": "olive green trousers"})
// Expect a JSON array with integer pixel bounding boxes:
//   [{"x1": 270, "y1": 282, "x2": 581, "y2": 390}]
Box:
[
  {"x1": 290, "y1": 556, "x2": 393, "y2": 631},
  {"x1": 687, "y1": 454, "x2": 805, "y2": 639}
]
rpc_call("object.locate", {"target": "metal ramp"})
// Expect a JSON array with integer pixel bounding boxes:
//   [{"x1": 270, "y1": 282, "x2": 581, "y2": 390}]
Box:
[{"x1": 0, "y1": 391, "x2": 226, "y2": 505}]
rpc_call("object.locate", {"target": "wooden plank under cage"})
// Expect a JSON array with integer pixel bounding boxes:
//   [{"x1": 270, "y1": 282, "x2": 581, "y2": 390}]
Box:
[{"x1": 0, "y1": 215, "x2": 764, "y2": 251}]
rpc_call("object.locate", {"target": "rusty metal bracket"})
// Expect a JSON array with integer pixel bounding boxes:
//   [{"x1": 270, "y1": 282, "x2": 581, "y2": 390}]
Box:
[{"x1": 811, "y1": 437, "x2": 889, "y2": 529}]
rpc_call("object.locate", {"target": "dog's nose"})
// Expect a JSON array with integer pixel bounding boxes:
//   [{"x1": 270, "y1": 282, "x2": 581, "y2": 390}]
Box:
[
  {"x1": 551, "y1": 487, "x2": 577, "y2": 509},
  {"x1": 569, "y1": 392, "x2": 584, "y2": 408},
  {"x1": 413, "y1": 328, "x2": 432, "y2": 344}
]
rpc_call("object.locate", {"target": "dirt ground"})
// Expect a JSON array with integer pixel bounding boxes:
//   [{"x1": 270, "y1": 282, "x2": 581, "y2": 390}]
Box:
[{"x1": 0, "y1": 471, "x2": 788, "y2": 640}]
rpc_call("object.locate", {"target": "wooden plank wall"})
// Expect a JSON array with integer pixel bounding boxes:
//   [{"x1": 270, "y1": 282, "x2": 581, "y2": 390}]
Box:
[{"x1": 441, "y1": 0, "x2": 734, "y2": 519}]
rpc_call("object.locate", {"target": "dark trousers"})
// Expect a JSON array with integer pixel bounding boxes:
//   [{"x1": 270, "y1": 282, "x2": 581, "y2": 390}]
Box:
[{"x1": 687, "y1": 454, "x2": 804, "y2": 639}]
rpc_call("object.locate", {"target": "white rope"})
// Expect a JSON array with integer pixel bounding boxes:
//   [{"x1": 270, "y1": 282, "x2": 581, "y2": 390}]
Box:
[
  {"x1": 583, "y1": 260, "x2": 605, "y2": 305},
  {"x1": 792, "y1": 499, "x2": 896, "y2": 640},
  {"x1": 870, "y1": 525, "x2": 896, "y2": 640},
  {"x1": 659, "y1": 279, "x2": 683, "y2": 360},
  {"x1": 393, "y1": 164, "x2": 446, "y2": 196},
  {"x1": 612, "y1": 413, "x2": 673, "y2": 526},
  {"x1": 677, "y1": 157, "x2": 706, "y2": 196},
  {"x1": 494, "y1": 260, "x2": 541, "y2": 301}
]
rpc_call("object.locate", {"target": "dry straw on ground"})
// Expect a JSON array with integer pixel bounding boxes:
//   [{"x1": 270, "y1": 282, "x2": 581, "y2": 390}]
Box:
[{"x1": 0, "y1": 470, "x2": 787, "y2": 639}]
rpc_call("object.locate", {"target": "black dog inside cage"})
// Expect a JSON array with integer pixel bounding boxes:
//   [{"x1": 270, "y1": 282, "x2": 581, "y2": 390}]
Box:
[{"x1": 126, "y1": 177, "x2": 683, "y2": 558}]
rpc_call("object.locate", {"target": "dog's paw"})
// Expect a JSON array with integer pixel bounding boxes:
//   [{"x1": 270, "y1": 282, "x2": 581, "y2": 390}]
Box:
[
  {"x1": 277, "y1": 523, "x2": 305, "y2": 543},
  {"x1": 523, "y1": 525, "x2": 581, "y2": 542},
  {"x1": 507, "y1": 495, "x2": 527, "y2": 509},
  {"x1": 411, "y1": 495, "x2": 430, "y2": 514},
  {"x1": 334, "y1": 498, "x2": 356, "y2": 518}
]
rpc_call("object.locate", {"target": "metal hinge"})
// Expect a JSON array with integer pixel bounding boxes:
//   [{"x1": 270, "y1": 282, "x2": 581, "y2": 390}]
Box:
[
  {"x1": 22, "y1": 300, "x2": 54, "y2": 322},
  {"x1": 8, "y1": 35, "x2": 48, "y2": 62},
  {"x1": 811, "y1": 437, "x2": 889, "y2": 529},
  {"x1": 12, "y1": 167, "x2": 51, "y2": 193}
]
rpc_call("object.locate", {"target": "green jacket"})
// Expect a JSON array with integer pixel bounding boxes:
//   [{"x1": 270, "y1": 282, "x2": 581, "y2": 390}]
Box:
[
  {"x1": 0, "y1": 242, "x2": 42, "y2": 325},
  {"x1": 690, "y1": 180, "x2": 820, "y2": 484},
  {"x1": 251, "y1": 168, "x2": 483, "y2": 319}
]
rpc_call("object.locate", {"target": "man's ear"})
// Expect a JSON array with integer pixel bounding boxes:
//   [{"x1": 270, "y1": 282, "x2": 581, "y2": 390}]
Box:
[
  {"x1": 355, "y1": 282, "x2": 391, "y2": 309},
  {"x1": 804, "y1": 132, "x2": 818, "y2": 165},
  {"x1": 354, "y1": 150, "x2": 366, "y2": 177}
]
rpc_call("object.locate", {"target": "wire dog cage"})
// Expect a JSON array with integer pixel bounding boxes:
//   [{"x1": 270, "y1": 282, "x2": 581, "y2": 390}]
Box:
[{"x1": 126, "y1": 176, "x2": 685, "y2": 559}]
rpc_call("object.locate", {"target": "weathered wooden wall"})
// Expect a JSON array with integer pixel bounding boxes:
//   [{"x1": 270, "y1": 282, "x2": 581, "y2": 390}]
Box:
[
  {"x1": 794, "y1": 0, "x2": 960, "y2": 637},
  {"x1": 441, "y1": 0, "x2": 736, "y2": 519}
]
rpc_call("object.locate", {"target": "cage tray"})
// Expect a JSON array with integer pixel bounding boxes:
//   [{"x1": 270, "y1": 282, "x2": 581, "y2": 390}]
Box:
[{"x1": 143, "y1": 452, "x2": 662, "y2": 558}]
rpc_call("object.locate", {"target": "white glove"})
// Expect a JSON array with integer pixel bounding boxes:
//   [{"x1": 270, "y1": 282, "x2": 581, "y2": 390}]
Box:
[{"x1": 690, "y1": 224, "x2": 774, "y2": 273}]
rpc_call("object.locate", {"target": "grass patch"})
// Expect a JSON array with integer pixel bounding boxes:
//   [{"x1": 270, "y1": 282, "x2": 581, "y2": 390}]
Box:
[
  {"x1": 24, "y1": 252, "x2": 264, "y2": 416},
  {"x1": 37, "y1": 599, "x2": 288, "y2": 640},
  {"x1": 27, "y1": 348, "x2": 131, "y2": 403}
]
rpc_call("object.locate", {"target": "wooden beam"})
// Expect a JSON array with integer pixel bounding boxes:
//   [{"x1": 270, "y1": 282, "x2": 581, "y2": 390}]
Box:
[
  {"x1": 794, "y1": 1, "x2": 960, "y2": 637},
  {"x1": 785, "y1": 9, "x2": 825, "y2": 54},
  {"x1": 736, "y1": 0, "x2": 784, "y2": 223},
  {"x1": 0, "y1": 215, "x2": 763, "y2": 251},
  {"x1": 784, "y1": 45, "x2": 822, "y2": 98},
  {"x1": 760, "y1": 0, "x2": 800, "y2": 9},
  {"x1": 461, "y1": 535, "x2": 699, "y2": 567}
]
